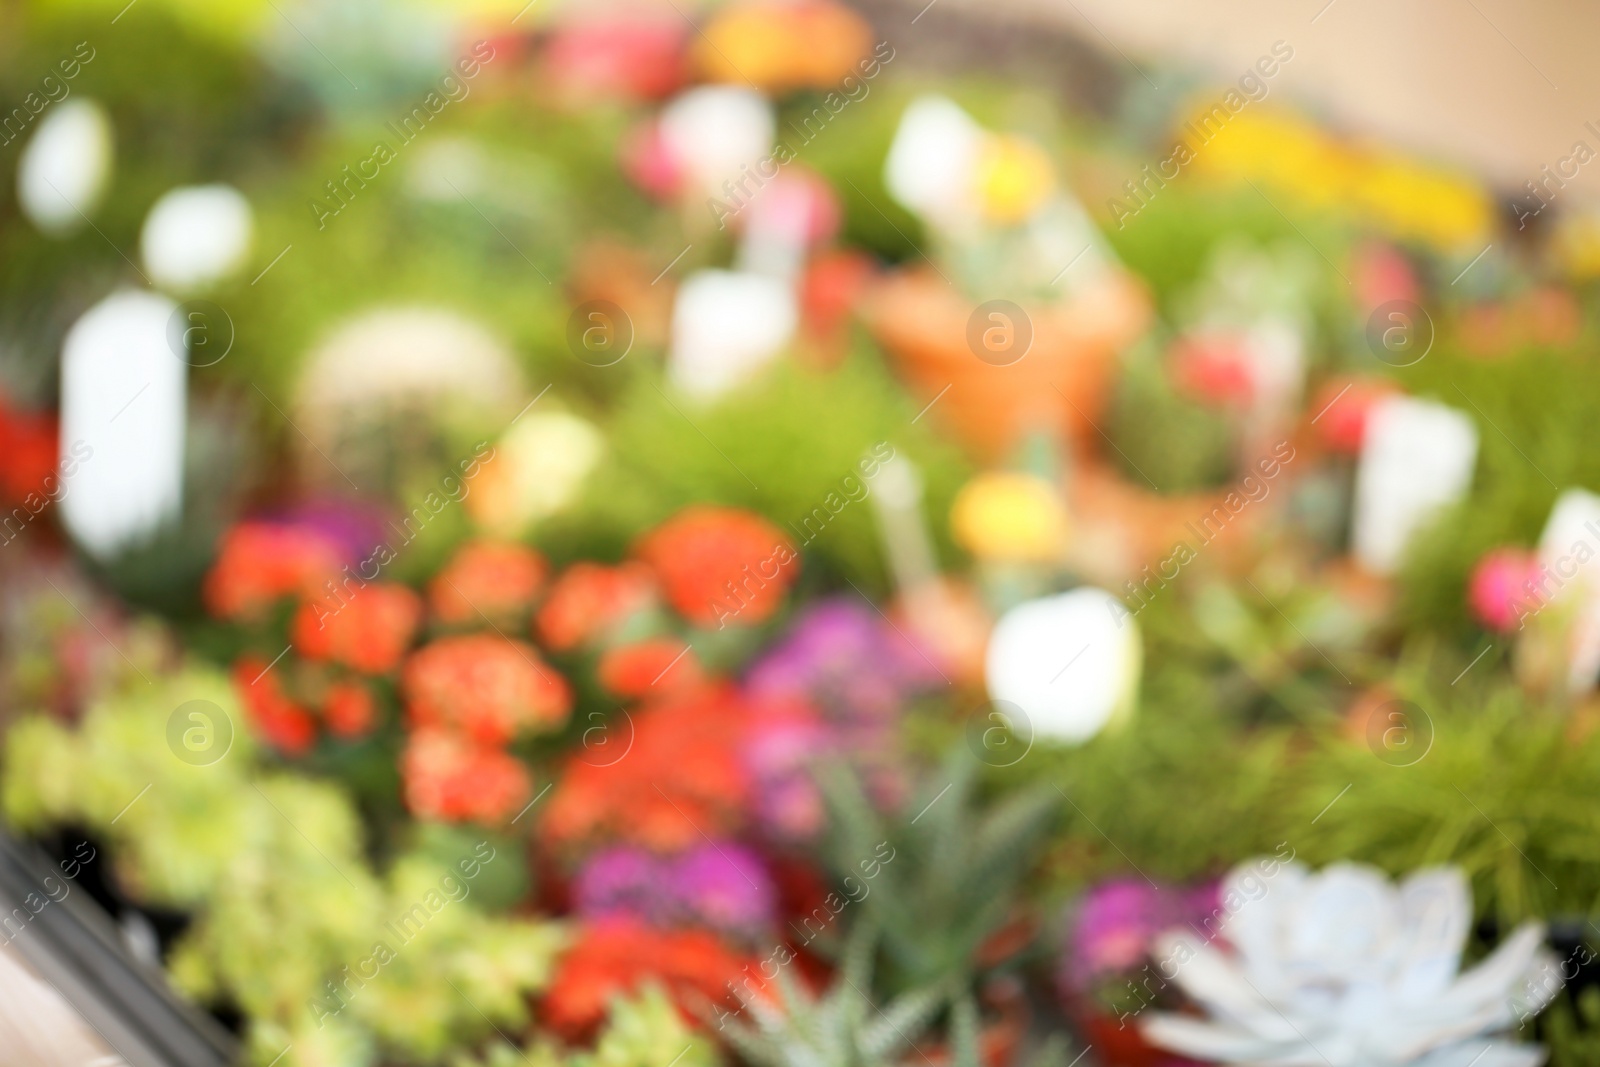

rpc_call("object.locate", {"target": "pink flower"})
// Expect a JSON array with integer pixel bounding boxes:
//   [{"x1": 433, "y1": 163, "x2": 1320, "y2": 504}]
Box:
[
  {"x1": 1468, "y1": 548, "x2": 1542, "y2": 632},
  {"x1": 620, "y1": 120, "x2": 686, "y2": 201},
  {"x1": 543, "y1": 19, "x2": 686, "y2": 102}
]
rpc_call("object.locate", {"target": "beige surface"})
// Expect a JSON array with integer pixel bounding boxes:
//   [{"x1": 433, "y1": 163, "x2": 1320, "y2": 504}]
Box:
[
  {"x1": 933, "y1": 0, "x2": 1594, "y2": 203},
  {"x1": 0, "y1": 942, "x2": 124, "y2": 1067}
]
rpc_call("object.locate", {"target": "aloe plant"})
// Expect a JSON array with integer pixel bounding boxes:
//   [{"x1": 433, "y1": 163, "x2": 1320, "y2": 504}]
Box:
[
  {"x1": 815, "y1": 748, "x2": 1059, "y2": 995},
  {"x1": 719, "y1": 919, "x2": 949, "y2": 1067}
]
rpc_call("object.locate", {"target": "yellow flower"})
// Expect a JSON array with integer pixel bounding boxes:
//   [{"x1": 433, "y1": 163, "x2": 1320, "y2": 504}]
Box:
[
  {"x1": 973, "y1": 134, "x2": 1056, "y2": 225},
  {"x1": 951, "y1": 473, "x2": 1069, "y2": 563},
  {"x1": 1193, "y1": 108, "x2": 1492, "y2": 253},
  {"x1": 1555, "y1": 212, "x2": 1600, "y2": 278}
]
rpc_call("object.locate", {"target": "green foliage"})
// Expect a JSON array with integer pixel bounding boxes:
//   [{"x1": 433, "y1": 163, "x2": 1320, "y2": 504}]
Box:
[
  {"x1": 554, "y1": 353, "x2": 971, "y2": 592},
  {"x1": 1105, "y1": 342, "x2": 1238, "y2": 492},
  {"x1": 1397, "y1": 343, "x2": 1600, "y2": 642},
  {"x1": 818, "y1": 748, "x2": 1058, "y2": 994},
  {"x1": 1546, "y1": 987, "x2": 1600, "y2": 1067},
  {"x1": 1, "y1": 668, "x2": 564, "y2": 1067},
  {"x1": 455, "y1": 985, "x2": 716, "y2": 1067}
]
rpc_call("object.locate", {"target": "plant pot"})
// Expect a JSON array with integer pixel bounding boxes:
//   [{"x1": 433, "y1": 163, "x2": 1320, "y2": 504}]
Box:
[
  {"x1": 1067, "y1": 460, "x2": 1269, "y2": 586},
  {"x1": 864, "y1": 269, "x2": 1149, "y2": 462}
]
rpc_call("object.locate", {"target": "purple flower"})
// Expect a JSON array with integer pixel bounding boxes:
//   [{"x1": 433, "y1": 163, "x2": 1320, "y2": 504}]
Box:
[
  {"x1": 264, "y1": 498, "x2": 390, "y2": 569},
  {"x1": 669, "y1": 842, "x2": 775, "y2": 934},
  {"x1": 742, "y1": 709, "x2": 833, "y2": 839},
  {"x1": 746, "y1": 598, "x2": 940, "y2": 726},
  {"x1": 1061, "y1": 878, "x2": 1221, "y2": 991},
  {"x1": 572, "y1": 845, "x2": 667, "y2": 925}
]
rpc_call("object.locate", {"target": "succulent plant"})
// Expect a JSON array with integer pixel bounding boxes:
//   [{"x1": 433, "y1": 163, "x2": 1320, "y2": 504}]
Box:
[
  {"x1": 1141, "y1": 859, "x2": 1560, "y2": 1067},
  {"x1": 815, "y1": 747, "x2": 1058, "y2": 994},
  {"x1": 718, "y1": 918, "x2": 950, "y2": 1067}
]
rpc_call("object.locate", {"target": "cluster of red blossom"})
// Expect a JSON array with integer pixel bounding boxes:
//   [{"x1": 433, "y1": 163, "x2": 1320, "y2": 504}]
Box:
[
  {"x1": 204, "y1": 505, "x2": 798, "y2": 824},
  {"x1": 204, "y1": 505, "x2": 811, "y2": 1035}
]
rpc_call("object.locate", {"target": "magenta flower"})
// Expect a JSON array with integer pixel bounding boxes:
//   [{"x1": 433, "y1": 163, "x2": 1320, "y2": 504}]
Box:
[
  {"x1": 1061, "y1": 878, "x2": 1221, "y2": 992},
  {"x1": 572, "y1": 845, "x2": 668, "y2": 925},
  {"x1": 669, "y1": 842, "x2": 775, "y2": 935},
  {"x1": 1468, "y1": 548, "x2": 1541, "y2": 632}
]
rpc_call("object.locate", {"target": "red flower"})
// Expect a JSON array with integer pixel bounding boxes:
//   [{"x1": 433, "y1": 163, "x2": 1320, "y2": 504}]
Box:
[
  {"x1": 1311, "y1": 378, "x2": 1398, "y2": 455},
  {"x1": 801, "y1": 250, "x2": 873, "y2": 342},
  {"x1": 536, "y1": 562, "x2": 656, "y2": 652},
  {"x1": 401, "y1": 727, "x2": 532, "y2": 823},
  {"x1": 232, "y1": 655, "x2": 316, "y2": 756},
  {"x1": 204, "y1": 522, "x2": 343, "y2": 621},
  {"x1": 0, "y1": 397, "x2": 59, "y2": 507},
  {"x1": 543, "y1": 684, "x2": 748, "y2": 851},
  {"x1": 635, "y1": 507, "x2": 797, "y2": 628},
  {"x1": 597, "y1": 639, "x2": 701, "y2": 698},
  {"x1": 429, "y1": 540, "x2": 548, "y2": 625},
  {"x1": 1468, "y1": 548, "x2": 1542, "y2": 633},
  {"x1": 323, "y1": 681, "x2": 377, "y2": 739},
  {"x1": 292, "y1": 583, "x2": 422, "y2": 675},
  {"x1": 542, "y1": 918, "x2": 756, "y2": 1040},
  {"x1": 1172, "y1": 333, "x2": 1256, "y2": 407},
  {"x1": 404, "y1": 634, "x2": 571, "y2": 744}
]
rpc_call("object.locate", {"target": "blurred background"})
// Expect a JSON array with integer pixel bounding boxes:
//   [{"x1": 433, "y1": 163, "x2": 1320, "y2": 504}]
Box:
[{"x1": 2, "y1": 2, "x2": 1600, "y2": 1067}]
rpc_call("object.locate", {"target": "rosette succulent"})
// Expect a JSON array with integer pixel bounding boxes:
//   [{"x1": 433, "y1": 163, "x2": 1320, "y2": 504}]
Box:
[{"x1": 1142, "y1": 860, "x2": 1560, "y2": 1067}]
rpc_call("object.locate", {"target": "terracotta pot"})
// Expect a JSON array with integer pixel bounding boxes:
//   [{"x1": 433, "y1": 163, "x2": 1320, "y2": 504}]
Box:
[
  {"x1": 864, "y1": 269, "x2": 1149, "y2": 462},
  {"x1": 1067, "y1": 461, "x2": 1267, "y2": 586}
]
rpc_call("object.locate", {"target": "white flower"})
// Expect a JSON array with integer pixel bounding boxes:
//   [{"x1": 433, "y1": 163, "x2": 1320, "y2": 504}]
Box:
[
  {"x1": 17, "y1": 98, "x2": 112, "y2": 235},
  {"x1": 468, "y1": 410, "x2": 604, "y2": 534},
  {"x1": 1143, "y1": 860, "x2": 1559, "y2": 1067},
  {"x1": 141, "y1": 184, "x2": 254, "y2": 291},
  {"x1": 984, "y1": 588, "x2": 1140, "y2": 744},
  {"x1": 658, "y1": 86, "x2": 773, "y2": 200},
  {"x1": 1352, "y1": 396, "x2": 1477, "y2": 575},
  {"x1": 884, "y1": 95, "x2": 982, "y2": 227},
  {"x1": 668, "y1": 269, "x2": 796, "y2": 401}
]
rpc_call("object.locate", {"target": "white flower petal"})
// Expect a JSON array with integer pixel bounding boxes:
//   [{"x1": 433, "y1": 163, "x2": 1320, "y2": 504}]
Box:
[
  {"x1": 1153, "y1": 934, "x2": 1306, "y2": 1043},
  {"x1": 1391, "y1": 866, "x2": 1472, "y2": 999},
  {"x1": 1410, "y1": 1039, "x2": 1547, "y2": 1067},
  {"x1": 1141, "y1": 1013, "x2": 1323, "y2": 1066}
]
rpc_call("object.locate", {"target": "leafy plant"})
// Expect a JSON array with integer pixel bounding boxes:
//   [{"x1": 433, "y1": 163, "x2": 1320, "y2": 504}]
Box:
[
  {"x1": 817, "y1": 748, "x2": 1058, "y2": 995},
  {"x1": 719, "y1": 919, "x2": 949, "y2": 1067}
]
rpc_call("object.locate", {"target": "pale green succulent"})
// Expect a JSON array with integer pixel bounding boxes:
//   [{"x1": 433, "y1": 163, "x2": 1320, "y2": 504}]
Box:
[
  {"x1": 454, "y1": 986, "x2": 717, "y2": 1067},
  {"x1": 2, "y1": 667, "x2": 565, "y2": 1067}
]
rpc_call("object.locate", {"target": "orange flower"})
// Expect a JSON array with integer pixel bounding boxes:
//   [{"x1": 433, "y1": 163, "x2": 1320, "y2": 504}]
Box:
[
  {"x1": 401, "y1": 727, "x2": 533, "y2": 823},
  {"x1": 542, "y1": 684, "x2": 748, "y2": 851},
  {"x1": 634, "y1": 507, "x2": 797, "y2": 628},
  {"x1": 204, "y1": 522, "x2": 342, "y2": 620},
  {"x1": 404, "y1": 634, "x2": 572, "y2": 744},
  {"x1": 232, "y1": 655, "x2": 316, "y2": 756},
  {"x1": 292, "y1": 583, "x2": 422, "y2": 675},
  {"x1": 535, "y1": 562, "x2": 656, "y2": 651},
  {"x1": 597, "y1": 639, "x2": 701, "y2": 698},
  {"x1": 542, "y1": 918, "x2": 757, "y2": 1040},
  {"x1": 694, "y1": 0, "x2": 872, "y2": 93},
  {"x1": 323, "y1": 681, "x2": 377, "y2": 739},
  {"x1": 428, "y1": 540, "x2": 548, "y2": 625}
]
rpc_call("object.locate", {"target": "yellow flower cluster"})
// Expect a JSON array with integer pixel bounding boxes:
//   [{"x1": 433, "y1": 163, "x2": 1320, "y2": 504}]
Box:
[{"x1": 1191, "y1": 109, "x2": 1492, "y2": 253}]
